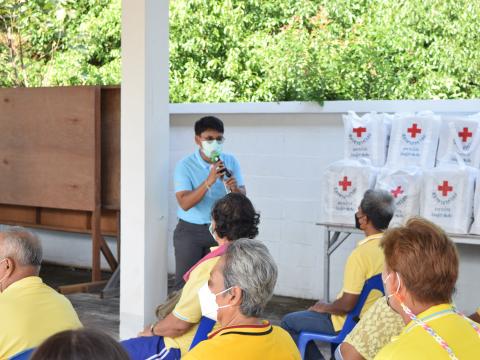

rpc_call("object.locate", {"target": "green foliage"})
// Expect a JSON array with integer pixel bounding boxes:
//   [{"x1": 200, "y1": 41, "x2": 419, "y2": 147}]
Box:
[
  {"x1": 0, "y1": 0, "x2": 120, "y2": 87},
  {"x1": 169, "y1": 0, "x2": 480, "y2": 102},
  {"x1": 0, "y1": 0, "x2": 479, "y2": 102}
]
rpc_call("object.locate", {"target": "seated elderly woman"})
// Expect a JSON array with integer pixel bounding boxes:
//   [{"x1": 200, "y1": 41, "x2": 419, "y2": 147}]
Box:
[
  {"x1": 183, "y1": 239, "x2": 301, "y2": 359},
  {"x1": 122, "y1": 193, "x2": 260, "y2": 359},
  {"x1": 0, "y1": 227, "x2": 82, "y2": 359},
  {"x1": 374, "y1": 217, "x2": 480, "y2": 359}
]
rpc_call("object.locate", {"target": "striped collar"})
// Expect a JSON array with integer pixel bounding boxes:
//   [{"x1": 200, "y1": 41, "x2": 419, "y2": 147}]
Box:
[
  {"x1": 357, "y1": 233, "x2": 383, "y2": 246},
  {"x1": 208, "y1": 320, "x2": 272, "y2": 339},
  {"x1": 403, "y1": 303, "x2": 454, "y2": 334}
]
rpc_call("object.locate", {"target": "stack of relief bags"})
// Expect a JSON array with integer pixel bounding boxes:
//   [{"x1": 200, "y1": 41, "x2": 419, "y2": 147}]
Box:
[{"x1": 321, "y1": 110, "x2": 480, "y2": 234}]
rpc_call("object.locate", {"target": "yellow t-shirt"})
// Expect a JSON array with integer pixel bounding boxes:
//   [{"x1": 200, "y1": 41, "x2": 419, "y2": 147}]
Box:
[
  {"x1": 183, "y1": 321, "x2": 301, "y2": 360},
  {"x1": 164, "y1": 254, "x2": 221, "y2": 355},
  {"x1": 332, "y1": 233, "x2": 384, "y2": 331},
  {"x1": 375, "y1": 304, "x2": 480, "y2": 360},
  {"x1": 0, "y1": 276, "x2": 82, "y2": 359}
]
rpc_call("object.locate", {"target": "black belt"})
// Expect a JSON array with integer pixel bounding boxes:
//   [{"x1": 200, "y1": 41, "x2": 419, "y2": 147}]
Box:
[{"x1": 179, "y1": 219, "x2": 209, "y2": 226}]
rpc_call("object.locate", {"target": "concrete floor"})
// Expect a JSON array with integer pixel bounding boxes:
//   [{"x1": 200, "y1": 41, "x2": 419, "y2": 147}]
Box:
[{"x1": 41, "y1": 264, "x2": 330, "y2": 358}]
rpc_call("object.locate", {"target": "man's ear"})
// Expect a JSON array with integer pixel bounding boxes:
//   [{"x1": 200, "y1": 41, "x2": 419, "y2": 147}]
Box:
[
  {"x1": 195, "y1": 135, "x2": 201, "y2": 147},
  {"x1": 228, "y1": 287, "x2": 243, "y2": 306},
  {"x1": 2, "y1": 257, "x2": 14, "y2": 278}
]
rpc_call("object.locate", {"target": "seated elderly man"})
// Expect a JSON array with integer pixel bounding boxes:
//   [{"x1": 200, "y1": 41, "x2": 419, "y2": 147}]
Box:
[
  {"x1": 282, "y1": 189, "x2": 395, "y2": 360},
  {"x1": 183, "y1": 239, "x2": 301, "y2": 359},
  {"x1": 0, "y1": 227, "x2": 82, "y2": 359},
  {"x1": 375, "y1": 218, "x2": 480, "y2": 359}
]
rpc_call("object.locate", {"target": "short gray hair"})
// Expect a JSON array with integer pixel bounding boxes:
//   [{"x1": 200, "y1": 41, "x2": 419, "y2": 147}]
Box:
[
  {"x1": 360, "y1": 189, "x2": 395, "y2": 230},
  {"x1": 222, "y1": 239, "x2": 278, "y2": 317},
  {"x1": 0, "y1": 227, "x2": 42, "y2": 267}
]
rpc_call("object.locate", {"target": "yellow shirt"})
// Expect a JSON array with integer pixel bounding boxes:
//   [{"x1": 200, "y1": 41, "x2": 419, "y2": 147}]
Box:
[
  {"x1": 375, "y1": 304, "x2": 480, "y2": 360},
  {"x1": 183, "y1": 321, "x2": 301, "y2": 360},
  {"x1": 332, "y1": 233, "x2": 384, "y2": 331},
  {"x1": 164, "y1": 254, "x2": 221, "y2": 355},
  {"x1": 0, "y1": 276, "x2": 82, "y2": 359}
]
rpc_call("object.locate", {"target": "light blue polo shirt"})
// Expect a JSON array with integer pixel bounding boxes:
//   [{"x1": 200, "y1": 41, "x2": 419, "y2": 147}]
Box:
[{"x1": 174, "y1": 150, "x2": 245, "y2": 224}]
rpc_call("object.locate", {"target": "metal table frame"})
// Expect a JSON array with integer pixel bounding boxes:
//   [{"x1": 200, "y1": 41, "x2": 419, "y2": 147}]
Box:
[{"x1": 318, "y1": 222, "x2": 480, "y2": 302}]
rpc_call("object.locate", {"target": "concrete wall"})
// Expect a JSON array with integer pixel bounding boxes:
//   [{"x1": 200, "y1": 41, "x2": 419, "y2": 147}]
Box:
[{"x1": 12, "y1": 100, "x2": 480, "y2": 313}]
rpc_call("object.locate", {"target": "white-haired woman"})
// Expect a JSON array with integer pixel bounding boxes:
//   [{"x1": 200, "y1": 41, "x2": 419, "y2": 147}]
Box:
[{"x1": 184, "y1": 239, "x2": 301, "y2": 360}]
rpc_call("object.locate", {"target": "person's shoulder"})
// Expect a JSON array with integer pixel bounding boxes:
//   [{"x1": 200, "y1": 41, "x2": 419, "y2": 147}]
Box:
[
  {"x1": 190, "y1": 256, "x2": 221, "y2": 278},
  {"x1": 184, "y1": 336, "x2": 224, "y2": 359},
  {"x1": 177, "y1": 152, "x2": 197, "y2": 166},
  {"x1": 272, "y1": 325, "x2": 300, "y2": 359},
  {"x1": 221, "y1": 152, "x2": 239, "y2": 162}
]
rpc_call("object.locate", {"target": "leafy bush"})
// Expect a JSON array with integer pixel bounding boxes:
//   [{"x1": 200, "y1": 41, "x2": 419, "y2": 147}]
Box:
[{"x1": 1, "y1": 0, "x2": 479, "y2": 102}]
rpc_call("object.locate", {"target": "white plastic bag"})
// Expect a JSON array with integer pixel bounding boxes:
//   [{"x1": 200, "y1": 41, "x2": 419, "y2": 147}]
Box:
[
  {"x1": 386, "y1": 111, "x2": 441, "y2": 168},
  {"x1": 321, "y1": 159, "x2": 378, "y2": 226},
  {"x1": 420, "y1": 156, "x2": 477, "y2": 234},
  {"x1": 469, "y1": 178, "x2": 480, "y2": 234},
  {"x1": 343, "y1": 111, "x2": 391, "y2": 166},
  {"x1": 375, "y1": 167, "x2": 422, "y2": 227},
  {"x1": 436, "y1": 113, "x2": 480, "y2": 168}
]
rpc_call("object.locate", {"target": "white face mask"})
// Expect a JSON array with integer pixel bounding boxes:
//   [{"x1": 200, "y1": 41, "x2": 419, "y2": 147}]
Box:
[
  {"x1": 198, "y1": 282, "x2": 233, "y2": 321},
  {"x1": 208, "y1": 223, "x2": 216, "y2": 241},
  {"x1": 201, "y1": 140, "x2": 223, "y2": 161},
  {"x1": 383, "y1": 272, "x2": 401, "y2": 305}
]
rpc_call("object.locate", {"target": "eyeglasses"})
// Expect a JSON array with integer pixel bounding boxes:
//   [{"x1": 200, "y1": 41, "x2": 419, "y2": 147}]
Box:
[{"x1": 201, "y1": 136, "x2": 225, "y2": 144}]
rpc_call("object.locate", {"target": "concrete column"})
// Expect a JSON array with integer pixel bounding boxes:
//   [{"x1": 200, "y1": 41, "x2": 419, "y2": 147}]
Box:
[{"x1": 120, "y1": 0, "x2": 169, "y2": 338}]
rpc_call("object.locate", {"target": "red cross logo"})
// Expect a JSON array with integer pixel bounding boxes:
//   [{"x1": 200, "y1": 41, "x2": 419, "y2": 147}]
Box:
[
  {"x1": 390, "y1": 186, "x2": 404, "y2": 198},
  {"x1": 458, "y1": 127, "x2": 473, "y2": 142},
  {"x1": 338, "y1": 176, "x2": 352, "y2": 191},
  {"x1": 352, "y1": 127, "x2": 367, "y2": 137},
  {"x1": 407, "y1": 123, "x2": 422, "y2": 138},
  {"x1": 437, "y1": 181, "x2": 453, "y2": 197}
]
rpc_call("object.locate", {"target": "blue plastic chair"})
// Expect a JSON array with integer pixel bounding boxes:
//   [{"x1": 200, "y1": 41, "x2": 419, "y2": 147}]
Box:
[
  {"x1": 9, "y1": 348, "x2": 35, "y2": 360},
  {"x1": 189, "y1": 316, "x2": 216, "y2": 350},
  {"x1": 297, "y1": 274, "x2": 384, "y2": 359}
]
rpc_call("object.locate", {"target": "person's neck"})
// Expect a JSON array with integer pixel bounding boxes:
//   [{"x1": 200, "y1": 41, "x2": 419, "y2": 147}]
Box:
[
  {"x1": 399, "y1": 299, "x2": 441, "y2": 325},
  {"x1": 223, "y1": 313, "x2": 263, "y2": 328},
  {"x1": 364, "y1": 227, "x2": 382, "y2": 237},
  {"x1": 216, "y1": 238, "x2": 231, "y2": 246},
  {"x1": 2, "y1": 267, "x2": 38, "y2": 291}
]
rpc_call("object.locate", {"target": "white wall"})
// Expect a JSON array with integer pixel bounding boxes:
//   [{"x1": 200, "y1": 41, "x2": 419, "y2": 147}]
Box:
[{"x1": 19, "y1": 100, "x2": 480, "y2": 314}]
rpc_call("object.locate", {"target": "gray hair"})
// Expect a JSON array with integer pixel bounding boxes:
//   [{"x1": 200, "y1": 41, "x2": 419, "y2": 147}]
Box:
[
  {"x1": 0, "y1": 227, "x2": 42, "y2": 267},
  {"x1": 222, "y1": 239, "x2": 278, "y2": 317},
  {"x1": 360, "y1": 189, "x2": 395, "y2": 230}
]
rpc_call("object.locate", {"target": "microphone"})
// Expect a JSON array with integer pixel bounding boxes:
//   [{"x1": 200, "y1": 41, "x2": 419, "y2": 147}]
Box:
[{"x1": 211, "y1": 152, "x2": 232, "y2": 178}]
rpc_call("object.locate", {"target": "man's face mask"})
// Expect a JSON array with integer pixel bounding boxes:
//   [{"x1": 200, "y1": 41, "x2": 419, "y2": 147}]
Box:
[
  {"x1": 201, "y1": 140, "x2": 223, "y2": 160},
  {"x1": 198, "y1": 282, "x2": 233, "y2": 321}
]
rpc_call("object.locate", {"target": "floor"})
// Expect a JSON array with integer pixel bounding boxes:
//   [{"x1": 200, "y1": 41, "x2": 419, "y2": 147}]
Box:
[{"x1": 40, "y1": 264, "x2": 330, "y2": 357}]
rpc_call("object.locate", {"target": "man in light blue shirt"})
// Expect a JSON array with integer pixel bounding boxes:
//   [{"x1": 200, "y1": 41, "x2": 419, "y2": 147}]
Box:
[{"x1": 173, "y1": 116, "x2": 245, "y2": 289}]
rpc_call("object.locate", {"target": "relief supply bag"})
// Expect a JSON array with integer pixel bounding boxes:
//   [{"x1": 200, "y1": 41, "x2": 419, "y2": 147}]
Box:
[
  {"x1": 436, "y1": 114, "x2": 480, "y2": 168},
  {"x1": 420, "y1": 156, "x2": 477, "y2": 234},
  {"x1": 375, "y1": 167, "x2": 422, "y2": 227},
  {"x1": 321, "y1": 159, "x2": 377, "y2": 226},
  {"x1": 343, "y1": 111, "x2": 391, "y2": 166},
  {"x1": 386, "y1": 111, "x2": 441, "y2": 168}
]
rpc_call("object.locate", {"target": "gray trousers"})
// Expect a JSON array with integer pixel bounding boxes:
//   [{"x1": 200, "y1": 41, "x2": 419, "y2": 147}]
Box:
[{"x1": 173, "y1": 219, "x2": 217, "y2": 290}]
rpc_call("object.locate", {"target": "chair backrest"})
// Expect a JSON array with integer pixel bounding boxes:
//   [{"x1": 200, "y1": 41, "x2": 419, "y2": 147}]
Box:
[
  {"x1": 189, "y1": 316, "x2": 216, "y2": 350},
  {"x1": 9, "y1": 348, "x2": 35, "y2": 360},
  {"x1": 336, "y1": 273, "x2": 384, "y2": 341}
]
